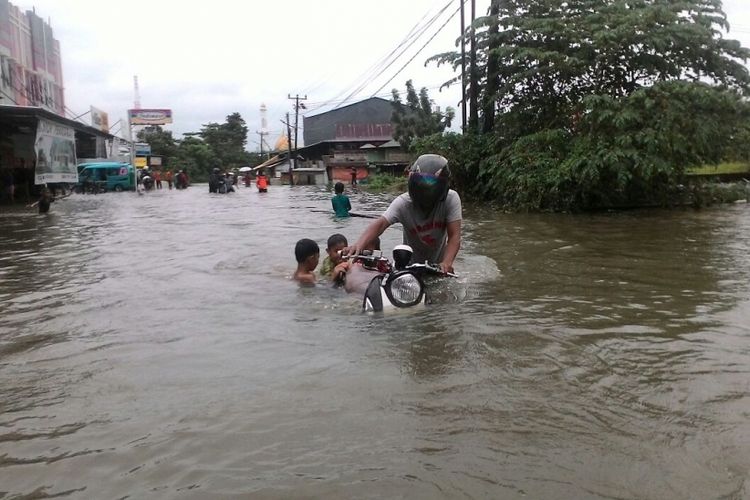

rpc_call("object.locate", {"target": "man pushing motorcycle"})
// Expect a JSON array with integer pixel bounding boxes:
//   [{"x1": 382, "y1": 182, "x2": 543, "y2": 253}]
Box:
[{"x1": 344, "y1": 154, "x2": 462, "y2": 274}]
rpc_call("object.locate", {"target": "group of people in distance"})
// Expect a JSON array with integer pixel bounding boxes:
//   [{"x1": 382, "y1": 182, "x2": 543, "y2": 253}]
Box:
[
  {"x1": 293, "y1": 154, "x2": 462, "y2": 286},
  {"x1": 140, "y1": 169, "x2": 189, "y2": 190},
  {"x1": 210, "y1": 168, "x2": 269, "y2": 194}
]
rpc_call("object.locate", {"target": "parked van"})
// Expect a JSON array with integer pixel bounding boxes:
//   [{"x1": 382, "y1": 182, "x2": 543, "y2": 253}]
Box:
[{"x1": 77, "y1": 162, "x2": 135, "y2": 192}]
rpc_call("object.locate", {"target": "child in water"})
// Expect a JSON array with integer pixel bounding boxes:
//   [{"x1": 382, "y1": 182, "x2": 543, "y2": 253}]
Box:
[
  {"x1": 331, "y1": 182, "x2": 351, "y2": 217},
  {"x1": 320, "y1": 233, "x2": 349, "y2": 284},
  {"x1": 326, "y1": 235, "x2": 381, "y2": 287},
  {"x1": 293, "y1": 238, "x2": 320, "y2": 286}
]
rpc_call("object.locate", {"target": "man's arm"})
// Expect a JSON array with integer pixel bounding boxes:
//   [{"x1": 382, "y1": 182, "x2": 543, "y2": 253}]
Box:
[
  {"x1": 345, "y1": 216, "x2": 391, "y2": 255},
  {"x1": 438, "y1": 220, "x2": 461, "y2": 274}
]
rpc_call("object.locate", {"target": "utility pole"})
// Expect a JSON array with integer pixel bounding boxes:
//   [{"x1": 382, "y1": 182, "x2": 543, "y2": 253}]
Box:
[
  {"x1": 460, "y1": 0, "x2": 467, "y2": 132},
  {"x1": 256, "y1": 130, "x2": 268, "y2": 159},
  {"x1": 285, "y1": 113, "x2": 294, "y2": 186},
  {"x1": 287, "y1": 94, "x2": 308, "y2": 170},
  {"x1": 469, "y1": 0, "x2": 479, "y2": 130}
]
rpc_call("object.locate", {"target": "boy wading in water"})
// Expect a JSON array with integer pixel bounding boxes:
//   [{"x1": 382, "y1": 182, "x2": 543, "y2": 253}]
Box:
[
  {"x1": 293, "y1": 238, "x2": 320, "y2": 286},
  {"x1": 319, "y1": 233, "x2": 350, "y2": 285},
  {"x1": 331, "y1": 182, "x2": 351, "y2": 217}
]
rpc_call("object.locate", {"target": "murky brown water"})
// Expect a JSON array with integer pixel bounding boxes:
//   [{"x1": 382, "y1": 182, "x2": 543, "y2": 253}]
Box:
[{"x1": 1, "y1": 186, "x2": 749, "y2": 499}]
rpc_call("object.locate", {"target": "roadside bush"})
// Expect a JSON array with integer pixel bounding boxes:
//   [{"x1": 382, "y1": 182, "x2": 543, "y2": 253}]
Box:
[
  {"x1": 480, "y1": 82, "x2": 750, "y2": 211},
  {"x1": 363, "y1": 173, "x2": 406, "y2": 193}
]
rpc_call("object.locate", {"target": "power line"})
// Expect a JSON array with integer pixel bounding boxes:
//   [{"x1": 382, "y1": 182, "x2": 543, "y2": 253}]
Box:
[
  {"x1": 370, "y1": 2, "x2": 464, "y2": 98},
  {"x1": 312, "y1": 4, "x2": 444, "y2": 110},
  {"x1": 302, "y1": 83, "x2": 448, "y2": 111},
  {"x1": 297, "y1": 7, "x2": 436, "y2": 98},
  {"x1": 305, "y1": 0, "x2": 454, "y2": 114},
  {"x1": 331, "y1": 0, "x2": 455, "y2": 111}
]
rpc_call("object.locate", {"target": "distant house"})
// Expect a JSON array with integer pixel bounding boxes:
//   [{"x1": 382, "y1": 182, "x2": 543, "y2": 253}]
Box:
[
  {"x1": 361, "y1": 139, "x2": 411, "y2": 176},
  {"x1": 298, "y1": 97, "x2": 410, "y2": 183},
  {"x1": 253, "y1": 152, "x2": 327, "y2": 186}
]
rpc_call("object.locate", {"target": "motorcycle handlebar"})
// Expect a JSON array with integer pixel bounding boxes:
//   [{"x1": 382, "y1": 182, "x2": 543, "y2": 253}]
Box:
[
  {"x1": 338, "y1": 251, "x2": 458, "y2": 278},
  {"x1": 405, "y1": 262, "x2": 458, "y2": 278}
]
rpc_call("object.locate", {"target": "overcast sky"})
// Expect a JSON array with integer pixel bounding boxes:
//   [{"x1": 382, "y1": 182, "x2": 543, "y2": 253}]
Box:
[{"x1": 17, "y1": 0, "x2": 750, "y2": 150}]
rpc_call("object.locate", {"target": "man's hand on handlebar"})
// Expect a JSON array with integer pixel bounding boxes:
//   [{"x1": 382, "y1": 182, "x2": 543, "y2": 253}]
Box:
[{"x1": 341, "y1": 244, "x2": 364, "y2": 258}]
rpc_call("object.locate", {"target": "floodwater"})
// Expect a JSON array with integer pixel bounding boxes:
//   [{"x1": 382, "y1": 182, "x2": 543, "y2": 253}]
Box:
[{"x1": 1, "y1": 185, "x2": 749, "y2": 499}]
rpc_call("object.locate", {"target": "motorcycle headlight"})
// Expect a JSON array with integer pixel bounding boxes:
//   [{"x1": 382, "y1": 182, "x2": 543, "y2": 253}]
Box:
[{"x1": 384, "y1": 272, "x2": 424, "y2": 308}]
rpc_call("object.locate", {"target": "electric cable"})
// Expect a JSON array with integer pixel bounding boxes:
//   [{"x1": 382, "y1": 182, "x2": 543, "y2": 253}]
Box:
[
  {"x1": 329, "y1": 0, "x2": 454, "y2": 110},
  {"x1": 369, "y1": 1, "x2": 465, "y2": 98},
  {"x1": 305, "y1": 0, "x2": 454, "y2": 114}
]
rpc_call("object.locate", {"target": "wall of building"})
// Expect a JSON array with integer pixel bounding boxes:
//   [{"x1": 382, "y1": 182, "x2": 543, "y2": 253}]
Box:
[
  {"x1": 0, "y1": 0, "x2": 65, "y2": 115},
  {"x1": 303, "y1": 97, "x2": 394, "y2": 146}
]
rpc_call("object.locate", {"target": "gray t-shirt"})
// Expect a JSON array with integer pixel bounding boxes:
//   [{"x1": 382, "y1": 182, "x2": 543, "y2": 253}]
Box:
[{"x1": 382, "y1": 189, "x2": 462, "y2": 264}]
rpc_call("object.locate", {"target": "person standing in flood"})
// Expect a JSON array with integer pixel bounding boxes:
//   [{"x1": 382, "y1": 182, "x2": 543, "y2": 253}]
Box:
[
  {"x1": 256, "y1": 170, "x2": 268, "y2": 193},
  {"x1": 2, "y1": 170, "x2": 14, "y2": 203},
  {"x1": 331, "y1": 182, "x2": 351, "y2": 217},
  {"x1": 28, "y1": 186, "x2": 70, "y2": 214},
  {"x1": 344, "y1": 154, "x2": 461, "y2": 274}
]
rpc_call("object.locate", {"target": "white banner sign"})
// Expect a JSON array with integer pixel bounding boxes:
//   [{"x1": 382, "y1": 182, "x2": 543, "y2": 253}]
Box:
[
  {"x1": 91, "y1": 106, "x2": 110, "y2": 133},
  {"x1": 34, "y1": 118, "x2": 78, "y2": 184}
]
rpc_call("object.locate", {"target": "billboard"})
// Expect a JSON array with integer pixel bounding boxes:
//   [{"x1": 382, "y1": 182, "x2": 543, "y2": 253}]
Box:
[
  {"x1": 91, "y1": 106, "x2": 110, "y2": 133},
  {"x1": 134, "y1": 157, "x2": 147, "y2": 168},
  {"x1": 135, "y1": 142, "x2": 151, "y2": 155},
  {"x1": 128, "y1": 109, "x2": 173, "y2": 125},
  {"x1": 34, "y1": 118, "x2": 77, "y2": 184}
]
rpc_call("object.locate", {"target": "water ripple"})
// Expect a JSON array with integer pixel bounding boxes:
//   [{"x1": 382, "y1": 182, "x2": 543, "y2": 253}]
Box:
[{"x1": 0, "y1": 191, "x2": 749, "y2": 498}]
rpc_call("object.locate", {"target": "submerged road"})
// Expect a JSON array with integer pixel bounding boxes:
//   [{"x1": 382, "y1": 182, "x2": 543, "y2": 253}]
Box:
[{"x1": 1, "y1": 185, "x2": 749, "y2": 498}]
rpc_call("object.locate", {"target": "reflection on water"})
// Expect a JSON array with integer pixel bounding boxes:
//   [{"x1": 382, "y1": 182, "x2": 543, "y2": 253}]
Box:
[{"x1": 1, "y1": 187, "x2": 750, "y2": 498}]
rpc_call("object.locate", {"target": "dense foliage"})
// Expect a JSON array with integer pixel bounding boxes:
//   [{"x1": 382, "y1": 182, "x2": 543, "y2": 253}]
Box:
[
  {"x1": 418, "y1": 0, "x2": 750, "y2": 210},
  {"x1": 391, "y1": 80, "x2": 455, "y2": 151}
]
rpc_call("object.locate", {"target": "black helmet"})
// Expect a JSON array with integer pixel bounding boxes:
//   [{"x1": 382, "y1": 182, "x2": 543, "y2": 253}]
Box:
[{"x1": 407, "y1": 154, "x2": 450, "y2": 212}]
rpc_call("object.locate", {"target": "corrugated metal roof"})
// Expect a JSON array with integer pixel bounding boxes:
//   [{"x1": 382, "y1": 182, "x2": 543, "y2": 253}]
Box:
[
  {"x1": 303, "y1": 97, "x2": 391, "y2": 119},
  {"x1": 335, "y1": 122, "x2": 393, "y2": 140}
]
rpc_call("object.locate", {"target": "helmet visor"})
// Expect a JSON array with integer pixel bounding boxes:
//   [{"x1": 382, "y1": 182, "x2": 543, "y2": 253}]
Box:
[{"x1": 408, "y1": 172, "x2": 449, "y2": 211}]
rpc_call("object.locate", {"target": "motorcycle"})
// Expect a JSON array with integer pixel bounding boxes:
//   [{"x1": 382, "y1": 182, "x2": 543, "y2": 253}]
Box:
[
  {"x1": 343, "y1": 244, "x2": 457, "y2": 312},
  {"x1": 141, "y1": 175, "x2": 154, "y2": 191}
]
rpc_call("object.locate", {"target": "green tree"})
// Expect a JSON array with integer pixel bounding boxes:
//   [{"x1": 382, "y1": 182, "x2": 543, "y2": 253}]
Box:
[
  {"x1": 198, "y1": 112, "x2": 251, "y2": 170},
  {"x1": 136, "y1": 126, "x2": 178, "y2": 158},
  {"x1": 423, "y1": 0, "x2": 750, "y2": 210},
  {"x1": 433, "y1": 0, "x2": 750, "y2": 137},
  {"x1": 173, "y1": 136, "x2": 215, "y2": 182},
  {"x1": 391, "y1": 80, "x2": 455, "y2": 151}
]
